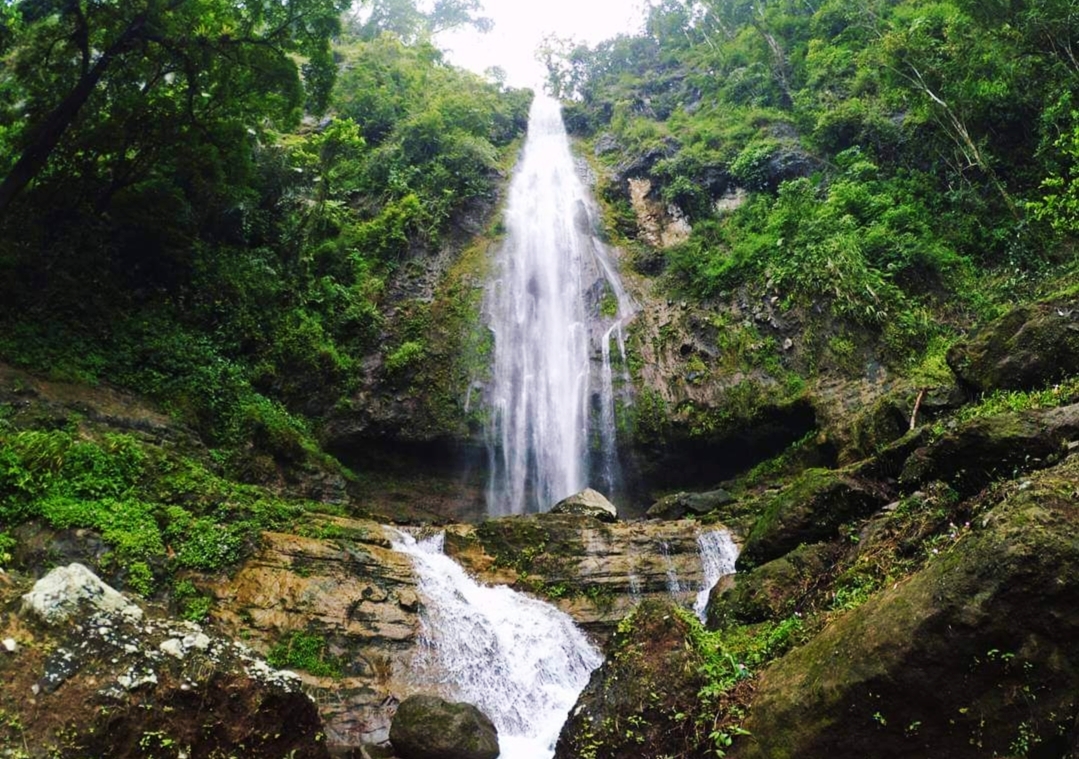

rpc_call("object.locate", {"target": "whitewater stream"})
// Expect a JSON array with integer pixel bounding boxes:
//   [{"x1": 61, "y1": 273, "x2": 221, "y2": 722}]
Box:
[
  {"x1": 389, "y1": 527, "x2": 740, "y2": 757},
  {"x1": 485, "y1": 94, "x2": 634, "y2": 516},
  {"x1": 391, "y1": 531, "x2": 604, "y2": 759}
]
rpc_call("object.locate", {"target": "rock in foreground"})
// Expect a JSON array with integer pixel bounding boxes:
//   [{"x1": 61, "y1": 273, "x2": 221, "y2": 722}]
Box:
[
  {"x1": 731, "y1": 455, "x2": 1079, "y2": 758},
  {"x1": 390, "y1": 694, "x2": 499, "y2": 759},
  {"x1": 3, "y1": 565, "x2": 330, "y2": 758}
]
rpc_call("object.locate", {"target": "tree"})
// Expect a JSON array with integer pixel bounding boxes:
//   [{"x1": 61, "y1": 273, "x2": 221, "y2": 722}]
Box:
[
  {"x1": 0, "y1": 0, "x2": 350, "y2": 215},
  {"x1": 347, "y1": 0, "x2": 492, "y2": 43}
]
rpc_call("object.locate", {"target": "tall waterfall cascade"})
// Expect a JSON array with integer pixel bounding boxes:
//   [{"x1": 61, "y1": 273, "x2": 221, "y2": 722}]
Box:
[
  {"x1": 392, "y1": 531, "x2": 603, "y2": 759},
  {"x1": 485, "y1": 94, "x2": 635, "y2": 516}
]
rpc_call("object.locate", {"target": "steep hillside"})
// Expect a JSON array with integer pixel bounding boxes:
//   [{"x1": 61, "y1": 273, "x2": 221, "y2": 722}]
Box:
[{"x1": 544, "y1": 0, "x2": 1079, "y2": 498}]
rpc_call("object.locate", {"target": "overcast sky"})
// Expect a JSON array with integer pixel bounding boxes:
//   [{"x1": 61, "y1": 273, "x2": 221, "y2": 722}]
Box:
[{"x1": 438, "y1": 0, "x2": 647, "y2": 88}]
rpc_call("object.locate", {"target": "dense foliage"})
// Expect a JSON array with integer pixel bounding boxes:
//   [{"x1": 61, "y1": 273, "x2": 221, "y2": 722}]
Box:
[
  {"x1": 546, "y1": 0, "x2": 1079, "y2": 360},
  {"x1": 0, "y1": 2, "x2": 530, "y2": 458}
]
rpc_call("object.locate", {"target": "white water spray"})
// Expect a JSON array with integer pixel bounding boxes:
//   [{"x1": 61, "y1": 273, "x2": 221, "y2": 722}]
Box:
[
  {"x1": 693, "y1": 530, "x2": 740, "y2": 622},
  {"x1": 392, "y1": 531, "x2": 603, "y2": 759},
  {"x1": 485, "y1": 94, "x2": 634, "y2": 516}
]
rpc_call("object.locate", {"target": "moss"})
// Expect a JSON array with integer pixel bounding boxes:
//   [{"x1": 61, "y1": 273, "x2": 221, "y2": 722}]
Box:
[
  {"x1": 735, "y1": 457, "x2": 1079, "y2": 759},
  {"x1": 393, "y1": 226, "x2": 500, "y2": 438},
  {"x1": 709, "y1": 542, "x2": 841, "y2": 629},
  {"x1": 738, "y1": 469, "x2": 889, "y2": 570},
  {"x1": 266, "y1": 630, "x2": 343, "y2": 678}
]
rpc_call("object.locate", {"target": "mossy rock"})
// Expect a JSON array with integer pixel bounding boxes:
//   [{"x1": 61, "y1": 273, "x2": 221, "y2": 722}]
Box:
[
  {"x1": 947, "y1": 299, "x2": 1079, "y2": 393},
  {"x1": 708, "y1": 542, "x2": 841, "y2": 629},
  {"x1": 553, "y1": 600, "x2": 705, "y2": 759},
  {"x1": 899, "y1": 404, "x2": 1079, "y2": 496},
  {"x1": 844, "y1": 394, "x2": 909, "y2": 464},
  {"x1": 738, "y1": 469, "x2": 890, "y2": 570},
  {"x1": 647, "y1": 488, "x2": 736, "y2": 520},
  {"x1": 629, "y1": 395, "x2": 818, "y2": 495},
  {"x1": 389, "y1": 695, "x2": 499, "y2": 759},
  {"x1": 844, "y1": 385, "x2": 965, "y2": 465},
  {"x1": 731, "y1": 455, "x2": 1079, "y2": 759},
  {"x1": 470, "y1": 514, "x2": 586, "y2": 578}
]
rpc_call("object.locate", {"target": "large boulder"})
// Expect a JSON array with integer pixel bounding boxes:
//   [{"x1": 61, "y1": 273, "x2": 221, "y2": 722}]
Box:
[
  {"x1": 5, "y1": 567, "x2": 330, "y2": 758},
  {"x1": 947, "y1": 299, "x2": 1079, "y2": 393},
  {"x1": 737, "y1": 469, "x2": 890, "y2": 570},
  {"x1": 389, "y1": 695, "x2": 499, "y2": 759},
  {"x1": 730, "y1": 454, "x2": 1079, "y2": 759},
  {"x1": 550, "y1": 488, "x2": 618, "y2": 522},
  {"x1": 899, "y1": 403, "x2": 1079, "y2": 496},
  {"x1": 708, "y1": 542, "x2": 841, "y2": 629},
  {"x1": 554, "y1": 600, "x2": 705, "y2": 759},
  {"x1": 647, "y1": 488, "x2": 735, "y2": 520}
]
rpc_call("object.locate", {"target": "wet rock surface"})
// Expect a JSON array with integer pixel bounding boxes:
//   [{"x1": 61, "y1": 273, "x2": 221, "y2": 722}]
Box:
[
  {"x1": 390, "y1": 695, "x2": 499, "y2": 759},
  {"x1": 447, "y1": 513, "x2": 737, "y2": 637}
]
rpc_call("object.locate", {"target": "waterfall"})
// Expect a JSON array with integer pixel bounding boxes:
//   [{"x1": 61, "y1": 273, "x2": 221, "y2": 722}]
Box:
[
  {"x1": 392, "y1": 531, "x2": 603, "y2": 759},
  {"x1": 659, "y1": 541, "x2": 683, "y2": 593},
  {"x1": 693, "y1": 530, "x2": 740, "y2": 621},
  {"x1": 485, "y1": 94, "x2": 634, "y2": 516}
]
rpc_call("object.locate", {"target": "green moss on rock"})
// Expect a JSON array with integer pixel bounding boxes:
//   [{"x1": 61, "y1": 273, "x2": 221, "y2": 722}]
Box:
[
  {"x1": 738, "y1": 469, "x2": 889, "y2": 570},
  {"x1": 731, "y1": 456, "x2": 1079, "y2": 759},
  {"x1": 553, "y1": 600, "x2": 706, "y2": 759},
  {"x1": 709, "y1": 542, "x2": 842, "y2": 629},
  {"x1": 947, "y1": 299, "x2": 1079, "y2": 394}
]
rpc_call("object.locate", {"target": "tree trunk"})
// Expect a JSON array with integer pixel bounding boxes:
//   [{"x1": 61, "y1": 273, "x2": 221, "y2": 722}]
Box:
[{"x1": 0, "y1": 13, "x2": 148, "y2": 216}]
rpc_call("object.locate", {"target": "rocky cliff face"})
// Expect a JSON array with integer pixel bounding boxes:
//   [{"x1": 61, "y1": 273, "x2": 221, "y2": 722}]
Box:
[
  {"x1": 206, "y1": 518, "x2": 421, "y2": 747},
  {"x1": 553, "y1": 299, "x2": 1079, "y2": 759}
]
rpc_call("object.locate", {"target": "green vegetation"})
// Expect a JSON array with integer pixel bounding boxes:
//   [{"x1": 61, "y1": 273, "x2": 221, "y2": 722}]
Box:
[
  {"x1": 546, "y1": 0, "x2": 1079, "y2": 363},
  {"x1": 0, "y1": 3, "x2": 530, "y2": 459},
  {"x1": 0, "y1": 1, "x2": 531, "y2": 582},
  {"x1": 946, "y1": 375, "x2": 1079, "y2": 428},
  {"x1": 0, "y1": 426, "x2": 319, "y2": 594},
  {"x1": 266, "y1": 630, "x2": 343, "y2": 678}
]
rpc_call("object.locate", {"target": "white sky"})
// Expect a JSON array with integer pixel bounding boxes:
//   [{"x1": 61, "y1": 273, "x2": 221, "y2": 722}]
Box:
[{"x1": 438, "y1": 0, "x2": 647, "y2": 89}]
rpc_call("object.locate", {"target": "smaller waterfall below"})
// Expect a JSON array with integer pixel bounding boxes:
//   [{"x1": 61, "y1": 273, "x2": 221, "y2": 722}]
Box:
[
  {"x1": 392, "y1": 531, "x2": 603, "y2": 759},
  {"x1": 693, "y1": 531, "x2": 740, "y2": 622},
  {"x1": 659, "y1": 541, "x2": 683, "y2": 593}
]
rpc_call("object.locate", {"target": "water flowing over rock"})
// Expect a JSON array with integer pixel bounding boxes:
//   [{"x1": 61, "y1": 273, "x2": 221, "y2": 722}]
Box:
[
  {"x1": 693, "y1": 530, "x2": 740, "y2": 621},
  {"x1": 485, "y1": 94, "x2": 634, "y2": 516},
  {"x1": 391, "y1": 531, "x2": 603, "y2": 759},
  {"x1": 200, "y1": 515, "x2": 738, "y2": 753},
  {"x1": 447, "y1": 515, "x2": 740, "y2": 638}
]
